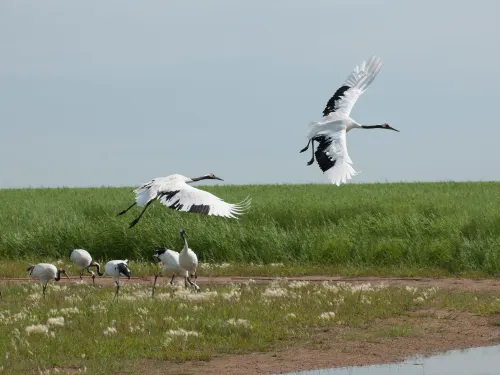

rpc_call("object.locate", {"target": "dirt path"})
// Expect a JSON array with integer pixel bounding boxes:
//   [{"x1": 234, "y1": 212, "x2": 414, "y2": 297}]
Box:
[{"x1": 2, "y1": 274, "x2": 500, "y2": 292}]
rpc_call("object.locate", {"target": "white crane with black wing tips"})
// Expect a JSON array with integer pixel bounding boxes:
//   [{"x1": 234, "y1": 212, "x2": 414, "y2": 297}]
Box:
[
  {"x1": 117, "y1": 173, "x2": 251, "y2": 228},
  {"x1": 104, "y1": 260, "x2": 131, "y2": 300},
  {"x1": 300, "y1": 56, "x2": 400, "y2": 186},
  {"x1": 178, "y1": 229, "x2": 200, "y2": 292},
  {"x1": 151, "y1": 247, "x2": 188, "y2": 297},
  {"x1": 69, "y1": 249, "x2": 103, "y2": 285},
  {"x1": 27, "y1": 263, "x2": 69, "y2": 297}
]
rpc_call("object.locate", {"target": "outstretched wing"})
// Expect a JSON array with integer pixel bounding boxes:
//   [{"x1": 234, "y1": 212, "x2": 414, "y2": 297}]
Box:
[
  {"x1": 158, "y1": 182, "x2": 251, "y2": 219},
  {"x1": 322, "y1": 56, "x2": 383, "y2": 117},
  {"x1": 313, "y1": 129, "x2": 358, "y2": 186}
]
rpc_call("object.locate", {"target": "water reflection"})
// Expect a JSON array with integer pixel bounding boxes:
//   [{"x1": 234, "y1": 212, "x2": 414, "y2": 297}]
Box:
[{"x1": 282, "y1": 345, "x2": 500, "y2": 375}]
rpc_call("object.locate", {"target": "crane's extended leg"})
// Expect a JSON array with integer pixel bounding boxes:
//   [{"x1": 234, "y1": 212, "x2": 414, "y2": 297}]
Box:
[
  {"x1": 117, "y1": 201, "x2": 137, "y2": 216},
  {"x1": 113, "y1": 281, "x2": 120, "y2": 301},
  {"x1": 152, "y1": 273, "x2": 161, "y2": 297},
  {"x1": 307, "y1": 140, "x2": 315, "y2": 166},
  {"x1": 128, "y1": 201, "x2": 153, "y2": 229},
  {"x1": 186, "y1": 275, "x2": 200, "y2": 292},
  {"x1": 169, "y1": 274, "x2": 176, "y2": 285},
  {"x1": 299, "y1": 139, "x2": 311, "y2": 153},
  {"x1": 42, "y1": 283, "x2": 47, "y2": 298}
]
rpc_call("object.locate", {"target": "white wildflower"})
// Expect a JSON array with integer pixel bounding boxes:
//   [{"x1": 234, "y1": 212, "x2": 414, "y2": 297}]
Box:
[
  {"x1": 47, "y1": 317, "x2": 65, "y2": 327},
  {"x1": 289, "y1": 281, "x2": 310, "y2": 289},
  {"x1": 226, "y1": 318, "x2": 252, "y2": 329},
  {"x1": 286, "y1": 313, "x2": 297, "y2": 319},
  {"x1": 262, "y1": 288, "x2": 287, "y2": 298},
  {"x1": 319, "y1": 312, "x2": 336, "y2": 320},
  {"x1": 103, "y1": 327, "x2": 117, "y2": 336},
  {"x1": 25, "y1": 324, "x2": 49, "y2": 335}
]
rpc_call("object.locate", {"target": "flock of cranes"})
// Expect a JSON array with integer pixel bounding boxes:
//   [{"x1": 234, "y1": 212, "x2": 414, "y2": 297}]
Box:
[
  {"x1": 23, "y1": 56, "x2": 399, "y2": 297},
  {"x1": 29, "y1": 229, "x2": 196, "y2": 299}
]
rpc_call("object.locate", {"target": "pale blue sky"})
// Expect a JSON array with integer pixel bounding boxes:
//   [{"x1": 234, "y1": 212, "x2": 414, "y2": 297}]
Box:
[{"x1": 0, "y1": 0, "x2": 499, "y2": 188}]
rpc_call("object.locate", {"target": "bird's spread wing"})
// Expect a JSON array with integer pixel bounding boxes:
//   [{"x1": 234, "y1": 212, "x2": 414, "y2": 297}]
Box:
[
  {"x1": 158, "y1": 182, "x2": 251, "y2": 219},
  {"x1": 313, "y1": 129, "x2": 358, "y2": 186},
  {"x1": 133, "y1": 177, "x2": 172, "y2": 207},
  {"x1": 322, "y1": 56, "x2": 383, "y2": 117}
]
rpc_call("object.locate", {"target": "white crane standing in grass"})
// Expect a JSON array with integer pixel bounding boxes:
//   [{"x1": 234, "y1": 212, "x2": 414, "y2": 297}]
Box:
[
  {"x1": 151, "y1": 247, "x2": 188, "y2": 297},
  {"x1": 104, "y1": 260, "x2": 131, "y2": 300},
  {"x1": 27, "y1": 263, "x2": 69, "y2": 297},
  {"x1": 69, "y1": 249, "x2": 104, "y2": 285},
  {"x1": 300, "y1": 56, "x2": 400, "y2": 186},
  {"x1": 117, "y1": 173, "x2": 251, "y2": 228},
  {"x1": 178, "y1": 229, "x2": 200, "y2": 292}
]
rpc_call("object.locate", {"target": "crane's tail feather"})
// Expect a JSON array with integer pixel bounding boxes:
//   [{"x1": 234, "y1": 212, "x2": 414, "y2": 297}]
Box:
[{"x1": 324, "y1": 160, "x2": 360, "y2": 186}]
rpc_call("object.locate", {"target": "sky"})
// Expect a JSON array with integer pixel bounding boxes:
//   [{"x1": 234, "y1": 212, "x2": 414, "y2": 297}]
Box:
[{"x1": 0, "y1": 0, "x2": 499, "y2": 188}]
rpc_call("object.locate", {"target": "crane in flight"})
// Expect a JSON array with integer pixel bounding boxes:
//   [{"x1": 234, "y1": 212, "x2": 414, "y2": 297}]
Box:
[
  {"x1": 117, "y1": 173, "x2": 251, "y2": 228},
  {"x1": 300, "y1": 56, "x2": 399, "y2": 186}
]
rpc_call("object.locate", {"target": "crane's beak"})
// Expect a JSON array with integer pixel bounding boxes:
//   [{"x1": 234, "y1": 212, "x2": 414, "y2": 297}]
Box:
[
  {"x1": 387, "y1": 125, "x2": 400, "y2": 132},
  {"x1": 212, "y1": 176, "x2": 224, "y2": 181}
]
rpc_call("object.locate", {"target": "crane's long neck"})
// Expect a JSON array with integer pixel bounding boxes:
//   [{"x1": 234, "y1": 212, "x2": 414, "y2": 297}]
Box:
[
  {"x1": 182, "y1": 236, "x2": 189, "y2": 252},
  {"x1": 55, "y1": 270, "x2": 62, "y2": 281},
  {"x1": 361, "y1": 124, "x2": 385, "y2": 129},
  {"x1": 92, "y1": 262, "x2": 103, "y2": 276},
  {"x1": 190, "y1": 175, "x2": 211, "y2": 182}
]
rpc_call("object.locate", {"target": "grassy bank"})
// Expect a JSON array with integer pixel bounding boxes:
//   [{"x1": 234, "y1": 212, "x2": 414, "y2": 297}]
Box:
[
  {"x1": 1, "y1": 279, "x2": 500, "y2": 374},
  {"x1": 1, "y1": 182, "x2": 500, "y2": 274}
]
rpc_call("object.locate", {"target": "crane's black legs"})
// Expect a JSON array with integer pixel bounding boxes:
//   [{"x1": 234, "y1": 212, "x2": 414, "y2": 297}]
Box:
[
  {"x1": 152, "y1": 273, "x2": 161, "y2": 297},
  {"x1": 169, "y1": 274, "x2": 176, "y2": 285},
  {"x1": 185, "y1": 273, "x2": 200, "y2": 292},
  {"x1": 117, "y1": 201, "x2": 137, "y2": 216},
  {"x1": 300, "y1": 139, "x2": 316, "y2": 166},
  {"x1": 307, "y1": 140, "x2": 315, "y2": 165},
  {"x1": 299, "y1": 139, "x2": 311, "y2": 153},
  {"x1": 113, "y1": 281, "x2": 120, "y2": 301},
  {"x1": 128, "y1": 201, "x2": 153, "y2": 229},
  {"x1": 42, "y1": 283, "x2": 48, "y2": 298}
]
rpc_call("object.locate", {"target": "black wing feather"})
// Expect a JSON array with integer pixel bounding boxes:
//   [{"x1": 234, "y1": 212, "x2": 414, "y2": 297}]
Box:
[
  {"x1": 314, "y1": 135, "x2": 336, "y2": 172},
  {"x1": 322, "y1": 85, "x2": 350, "y2": 117}
]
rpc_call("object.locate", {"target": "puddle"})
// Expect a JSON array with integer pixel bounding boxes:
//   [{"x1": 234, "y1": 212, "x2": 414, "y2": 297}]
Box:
[{"x1": 281, "y1": 345, "x2": 500, "y2": 375}]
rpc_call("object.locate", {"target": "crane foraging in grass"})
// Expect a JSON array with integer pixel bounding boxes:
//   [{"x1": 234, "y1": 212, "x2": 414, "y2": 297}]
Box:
[
  {"x1": 117, "y1": 173, "x2": 251, "y2": 228},
  {"x1": 104, "y1": 260, "x2": 131, "y2": 300},
  {"x1": 178, "y1": 229, "x2": 200, "y2": 292},
  {"x1": 27, "y1": 263, "x2": 69, "y2": 297},
  {"x1": 151, "y1": 247, "x2": 188, "y2": 297},
  {"x1": 300, "y1": 56, "x2": 399, "y2": 186},
  {"x1": 69, "y1": 249, "x2": 103, "y2": 285}
]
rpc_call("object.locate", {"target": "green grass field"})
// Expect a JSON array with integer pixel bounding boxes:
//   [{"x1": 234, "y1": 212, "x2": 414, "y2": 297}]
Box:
[{"x1": 1, "y1": 182, "x2": 500, "y2": 275}]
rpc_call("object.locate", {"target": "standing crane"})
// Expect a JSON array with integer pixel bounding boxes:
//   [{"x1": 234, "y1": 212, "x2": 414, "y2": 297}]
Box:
[
  {"x1": 69, "y1": 249, "x2": 103, "y2": 285},
  {"x1": 300, "y1": 56, "x2": 399, "y2": 186},
  {"x1": 117, "y1": 173, "x2": 251, "y2": 228},
  {"x1": 151, "y1": 247, "x2": 187, "y2": 297},
  {"x1": 104, "y1": 260, "x2": 131, "y2": 300},
  {"x1": 178, "y1": 229, "x2": 200, "y2": 292},
  {"x1": 27, "y1": 263, "x2": 69, "y2": 297}
]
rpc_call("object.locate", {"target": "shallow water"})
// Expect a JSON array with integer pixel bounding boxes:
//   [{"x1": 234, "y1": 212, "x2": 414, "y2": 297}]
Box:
[{"x1": 281, "y1": 345, "x2": 500, "y2": 375}]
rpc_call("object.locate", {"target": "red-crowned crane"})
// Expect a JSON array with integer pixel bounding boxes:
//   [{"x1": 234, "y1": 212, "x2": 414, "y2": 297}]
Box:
[
  {"x1": 117, "y1": 173, "x2": 251, "y2": 228},
  {"x1": 104, "y1": 260, "x2": 131, "y2": 300},
  {"x1": 69, "y1": 249, "x2": 103, "y2": 285},
  {"x1": 151, "y1": 247, "x2": 188, "y2": 297},
  {"x1": 300, "y1": 56, "x2": 399, "y2": 186},
  {"x1": 27, "y1": 263, "x2": 69, "y2": 297},
  {"x1": 178, "y1": 229, "x2": 200, "y2": 292}
]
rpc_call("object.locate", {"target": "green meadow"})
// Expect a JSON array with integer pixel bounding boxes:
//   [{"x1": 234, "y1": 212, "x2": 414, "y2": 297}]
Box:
[{"x1": 1, "y1": 182, "x2": 500, "y2": 275}]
